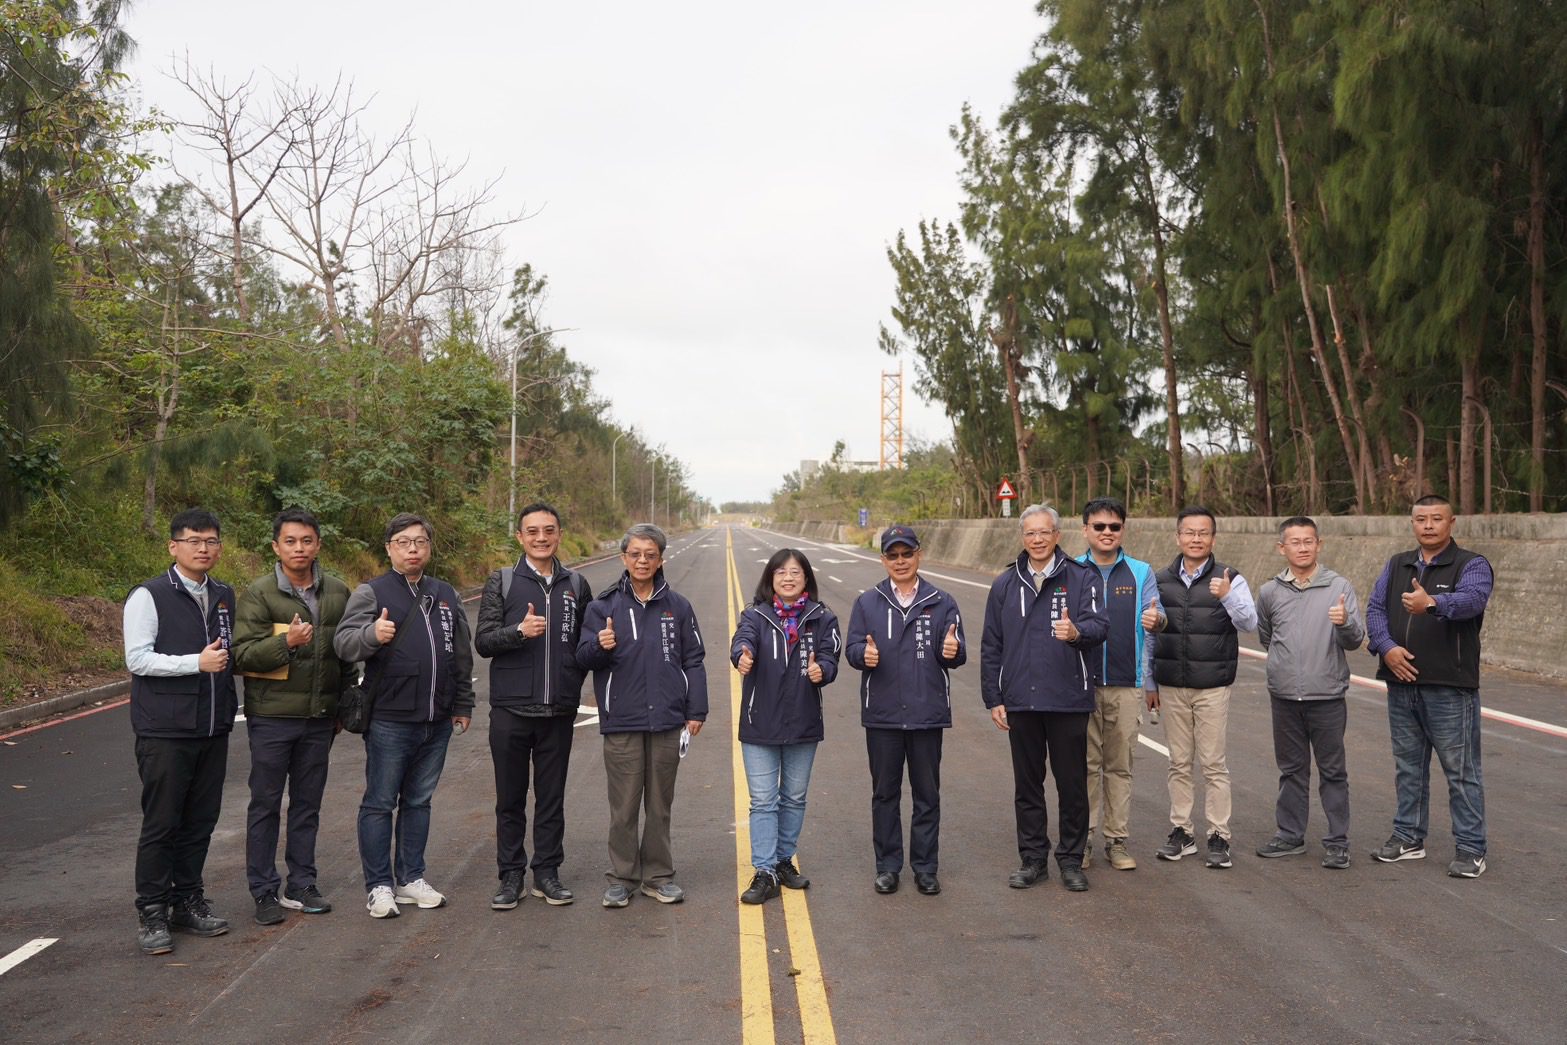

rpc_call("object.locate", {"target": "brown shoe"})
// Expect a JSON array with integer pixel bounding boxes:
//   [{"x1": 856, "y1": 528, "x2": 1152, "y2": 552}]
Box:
[{"x1": 1106, "y1": 840, "x2": 1137, "y2": 871}]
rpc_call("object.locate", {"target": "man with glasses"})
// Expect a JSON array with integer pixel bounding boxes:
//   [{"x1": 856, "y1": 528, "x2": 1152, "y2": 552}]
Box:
[
  {"x1": 1075, "y1": 498, "x2": 1163, "y2": 872},
  {"x1": 1152, "y1": 506, "x2": 1257, "y2": 870},
  {"x1": 846, "y1": 525, "x2": 966, "y2": 896},
  {"x1": 476, "y1": 502, "x2": 591, "y2": 909},
  {"x1": 233, "y1": 508, "x2": 353, "y2": 925},
  {"x1": 1254, "y1": 516, "x2": 1364, "y2": 869},
  {"x1": 981, "y1": 506, "x2": 1108, "y2": 893},
  {"x1": 123, "y1": 508, "x2": 237, "y2": 955},
  {"x1": 335, "y1": 513, "x2": 474, "y2": 918},
  {"x1": 576, "y1": 523, "x2": 706, "y2": 907}
]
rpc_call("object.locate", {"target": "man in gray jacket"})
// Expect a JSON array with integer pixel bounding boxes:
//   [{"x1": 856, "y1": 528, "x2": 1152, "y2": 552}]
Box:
[{"x1": 1254, "y1": 516, "x2": 1365, "y2": 869}]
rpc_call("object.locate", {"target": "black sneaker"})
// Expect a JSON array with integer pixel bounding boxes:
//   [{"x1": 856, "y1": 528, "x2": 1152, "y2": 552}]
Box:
[
  {"x1": 1204, "y1": 832, "x2": 1233, "y2": 869},
  {"x1": 1156, "y1": 827, "x2": 1197, "y2": 861},
  {"x1": 170, "y1": 894, "x2": 229, "y2": 937},
  {"x1": 1321, "y1": 846, "x2": 1351, "y2": 870},
  {"x1": 740, "y1": 870, "x2": 780, "y2": 905},
  {"x1": 281, "y1": 885, "x2": 331, "y2": 914},
  {"x1": 531, "y1": 875, "x2": 575, "y2": 906},
  {"x1": 138, "y1": 906, "x2": 173, "y2": 955},
  {"x1": 1370, "y1": 835, "x2": 1425, "y2": 863},
  {"x1": 491, "y1": 870, "x2": 524, "y2": 910},
  {"x1": 1448, "y1": 851, "x2": 1487, "y2": 878},
  {"x1": 1007, "y1": 861, "x2": 1048, "y2": 889},
  {"x1": 774, "y1": 858, "x2": 810, "y2": 890},
  {"x1": 1256, "y1": 836, "x2": 1307, "y2": 859},
  {"x1": 254, "y1": 892, "x2": 285, "y2": 926}
]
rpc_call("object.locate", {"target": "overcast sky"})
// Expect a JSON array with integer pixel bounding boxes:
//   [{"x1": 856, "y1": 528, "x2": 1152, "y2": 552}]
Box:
[{"x1": 124, "y1": 1, "x2": 1044, "y2": 505}]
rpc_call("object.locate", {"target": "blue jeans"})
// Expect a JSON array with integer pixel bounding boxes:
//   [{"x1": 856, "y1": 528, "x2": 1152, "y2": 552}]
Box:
[
  {"x1": 1385, "y1": 684, "x2": 1486, "y2": 856},
  {"x1": 358, "y1": 718, "x2": 453, "y2": 889},
  {"x1": 742, "y1": 741, "x2": 818, "y2": 871}
]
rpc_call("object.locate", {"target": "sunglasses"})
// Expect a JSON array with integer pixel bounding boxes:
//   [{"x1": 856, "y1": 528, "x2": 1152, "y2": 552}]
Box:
[
  {"x1": 883, "y1": 548, "x2": 917, "y2": 561},
  {"x1": 1089, "y1": 522, "x2": 1123, "y2": 533}
]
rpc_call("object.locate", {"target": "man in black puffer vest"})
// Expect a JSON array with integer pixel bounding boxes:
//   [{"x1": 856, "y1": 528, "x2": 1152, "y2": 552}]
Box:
[
  {"x1": 1151, "y1": 506, "x2": 1257, "y2": 872},
  {"x1": 123, "y1": 508, "x2": 238, "y2": 956},
  {"x1": 476, "y1": 502, "x2": 591, "y2": 910},
  {"x1": 335, "y1": 513, "x2": 474, "y2": 919}
]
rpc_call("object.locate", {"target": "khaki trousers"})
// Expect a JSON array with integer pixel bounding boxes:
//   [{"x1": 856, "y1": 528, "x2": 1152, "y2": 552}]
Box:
[
  {"x1": 1160, "y1": 685, "x2": 1232, "y2": 840},
  {"x1": 1087, "y1": 686, "x2": 1144, "y2": 841},
  {"x1": 603, "y1": 729, "x2": 681, "y2": 887}
]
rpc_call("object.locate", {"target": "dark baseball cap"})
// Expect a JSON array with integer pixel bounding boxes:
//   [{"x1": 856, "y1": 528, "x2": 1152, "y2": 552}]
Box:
[{"x1": 880, "y1": 525, "x2": 920, "y2": 553}]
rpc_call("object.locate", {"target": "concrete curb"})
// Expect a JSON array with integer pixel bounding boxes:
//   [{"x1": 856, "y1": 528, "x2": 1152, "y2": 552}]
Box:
[{"x1": 0, "y1": 678, "x2": 131, "y2": 732}]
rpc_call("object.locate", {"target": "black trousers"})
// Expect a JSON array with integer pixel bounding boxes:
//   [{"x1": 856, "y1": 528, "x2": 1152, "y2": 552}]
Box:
[
  {"x1": 245, "y1": 715, "x2": 335, "y2": 897},
  {"x1": 134, "y1": 734, "x2": 229, "y2": 912},
  {"x1": 1007, "y1": 709, "x2": 1090, "y2": 868},
  {"x1": 865, "y1": 727, "x2": 943, "y2": 874},
  {"x1": 490, "y1": 711, "x2": 575, "y2": 877}
]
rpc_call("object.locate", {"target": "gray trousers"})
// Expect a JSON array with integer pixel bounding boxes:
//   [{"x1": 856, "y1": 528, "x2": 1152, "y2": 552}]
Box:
[
  {"x1": 1270, "y1": 696, "x2": 1349, "y2": 847},
  {"x1": 603, "y1": 729, "x2": 681, "y2": 887}
]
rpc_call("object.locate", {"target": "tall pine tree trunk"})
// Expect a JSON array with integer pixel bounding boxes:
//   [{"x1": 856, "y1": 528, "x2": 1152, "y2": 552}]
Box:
[{"x1": 1527, "y1": 110, "x2": 1549, "y2": 512}]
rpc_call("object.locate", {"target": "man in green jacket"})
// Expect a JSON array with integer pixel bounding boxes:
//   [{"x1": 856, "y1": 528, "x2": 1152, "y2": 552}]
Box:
[{"x1": 232, "y1": 508, "x2": 352, "y2": 925}]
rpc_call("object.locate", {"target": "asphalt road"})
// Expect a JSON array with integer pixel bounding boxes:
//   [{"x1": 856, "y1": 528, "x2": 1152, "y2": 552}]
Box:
[{"x1": 2, "y1": 526, "x2": 1564, "y2": 1044}]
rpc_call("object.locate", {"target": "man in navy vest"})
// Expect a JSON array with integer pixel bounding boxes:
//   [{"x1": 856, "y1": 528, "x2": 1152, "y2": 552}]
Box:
[
  {"x1": 1075, "y1": 497, "x2": 1163, "y2": 872},
  {"x1": 123, "y1": 508, "x2": 237, "y2": 955},
  {"x1": 476, "y1": 502, "x2": 591, "y2": 909},
  {"x1": 1151, "y1": 506, "x2": 1257, "y2": 871},
  {"x1": 1365, "y1": 495, "x2": 1494, "y2": 878},
  {"x1": 335, "y1": 513, "x2": 474, "y2": 918}
]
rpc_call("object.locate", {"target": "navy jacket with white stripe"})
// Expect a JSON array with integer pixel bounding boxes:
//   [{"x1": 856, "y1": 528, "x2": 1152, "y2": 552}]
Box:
[
  {"x1": 980, "y1": 549, "x2": 1109, "y2": 713},
  {"x1": 845, "y1": 578, "x2": 966, "y2": 730},
  {"x1": 576, "y1": 570, "x2": 707, "y2": 734},
  {"x1": 729, "y1": 598, "x2": 841, "y2": 745}
]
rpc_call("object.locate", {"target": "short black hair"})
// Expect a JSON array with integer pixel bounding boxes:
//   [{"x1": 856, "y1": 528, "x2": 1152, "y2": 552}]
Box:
[
  {"x1": 272, "y1": 507, "x2": 321, "y2": 540},
  {"x1": 516, "y1": 502, "x2": 561, "y2": 530},
  {"x1": 1082, "y1": 497, "x2": 1126, "y2": 524},
  {"x1": 1412, "y1": 494, "x2": 1452, "y2": 509},
  {"x1": 753, "y1": 548, "x2": 819, "y2": 605},
  {"x1": 384, "y1": 512, "x2": 434, "y2": 544},
  {"x1": 170, "y1": 508, "x2": 221, "y2": 539},
  {"x1": 1176, "y1": 505, "x2": 1217, "y2": 531},
  {"x1": 1277, "y1": 515, "x2": 1318, "y2": 539}
]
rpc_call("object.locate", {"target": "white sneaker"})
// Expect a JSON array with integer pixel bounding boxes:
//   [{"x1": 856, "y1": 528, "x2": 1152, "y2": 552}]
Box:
[
  {"x1": 394, "y1": 878, "x2": 447, "y2": 908},
  {"x1": 366, "y1": 885, "x2": 400, "y2": 919}
]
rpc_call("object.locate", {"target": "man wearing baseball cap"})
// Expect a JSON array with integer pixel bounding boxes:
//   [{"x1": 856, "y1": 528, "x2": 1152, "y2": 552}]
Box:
[{"x1": 845, "y1": 525, "x2": 966, "y2": 896}]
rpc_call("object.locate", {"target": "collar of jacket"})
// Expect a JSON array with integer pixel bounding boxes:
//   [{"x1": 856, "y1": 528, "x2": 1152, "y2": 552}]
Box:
[
  {"x1": 1075, "y1": 547, "x2": 1126, "y2": 571},
  {"x1": 166, "y1": 563, "x2": 212, "y2": 595},
  {"x1": 1403, "y1": 540, "x2": 1458, "y2": 568},
  {"x1": 1168, "y1": 552, "x2": 1214, "y2": 581},
  {"x1": 617, "y1": 568, "x2": 668, "y2": 603},
  {"x1": 1013, "y1": 548, "x2": 1071, "y2": 585},
  {"x1": 749, "y1": 598, "x2": 825, "y2": 637},
  {"x1": 274, "y1": 559, "x2": 321, "y2": 592},
  {"x1": 514, "y1": 554, "x2": 566, "y2": 583},
  {"x1": 873, "y1": 576, "x2": 939, "y2": 610},
  {"x1": 1274, "y1": 564, "x2": 1333, "y2": 589}
]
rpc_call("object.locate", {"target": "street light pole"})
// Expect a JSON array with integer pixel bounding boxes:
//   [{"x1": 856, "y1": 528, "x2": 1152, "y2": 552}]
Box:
[
  {"x1": 508, "y1": 326, "x2": 575, "y2": 526},
  {"x1": 650, "y1": 458, "x2": 657, "y2": 523},
  {"x1": 611, "y1": 431, "x2": 627, "y2": 514}
]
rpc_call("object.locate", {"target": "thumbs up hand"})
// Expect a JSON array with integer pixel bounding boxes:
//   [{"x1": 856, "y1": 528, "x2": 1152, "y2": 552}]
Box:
[
  {"x1": 806, "y1": 650, "x2": 823, "y2": 684},
  {"x1": 941, "y1": 622, "x2": 959, "y2": 659},
  {"x1": 736, "y1": 644, "x2": 754, "y2": 676},
  {"x1": 1401, "y1": 577, "x2": 1435, "y2": 615},
  {"x1": 1328, "y1": 593, "x2": 1348, "y2": 627},
  {"x1": 1052, "y1": 605, "x2": 1079, "y2": 642},
  {"x1": 1141, "y1": 605, "x2": 1162, "y2": 632},
  {"x1": 1209, "y1": 567, "x2": 1234, "y2": 600},
  {"x1": 373, "y1": 607, "x2": 396, "y2": 645},
  {"x1": 286, "y1": 612, "x2": 313, "y2": 648},
  {"x1": 863, "y1": 632, "x2": 880, "y2": 668},
  {"x1": 198, "y1": 637, "x2": 229, "y2": 673},
  {"x1": 598, "y1": 614, "x2": 617, "y2": 651},
  {"x1": 520, "y1": 601, "x2": 546, "y2": 638}
]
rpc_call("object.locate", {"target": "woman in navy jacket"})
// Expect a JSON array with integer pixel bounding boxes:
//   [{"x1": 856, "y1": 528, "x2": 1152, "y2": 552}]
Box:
[{"x1": 729, "y1": 549, "x2": 841, "y2": 904}]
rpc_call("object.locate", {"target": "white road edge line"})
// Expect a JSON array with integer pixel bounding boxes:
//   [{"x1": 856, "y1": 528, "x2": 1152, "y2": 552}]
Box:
[{"x1": 0, "y1": 938, "x2": 58, "y2": 976}]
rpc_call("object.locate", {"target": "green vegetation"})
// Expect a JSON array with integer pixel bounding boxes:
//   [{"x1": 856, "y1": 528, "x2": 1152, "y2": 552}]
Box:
[
  {"x1": 0, "y1": 3, "x2": 704, "y2": 705},
  {"x1": 870, "y1": 0, "x2": 1565, "y2": 520}
]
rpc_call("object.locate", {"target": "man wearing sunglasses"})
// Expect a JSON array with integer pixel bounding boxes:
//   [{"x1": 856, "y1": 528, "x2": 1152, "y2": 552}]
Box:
[
  {"x1": 335, "y1": 513, "x2": 474, "y2": 919},
  {"x1": 847, "y1": 525, "x2": 967, "y2": 897},
  {"x1": 1075, "y1": 498, "x2": 1163, "y2": 873}
]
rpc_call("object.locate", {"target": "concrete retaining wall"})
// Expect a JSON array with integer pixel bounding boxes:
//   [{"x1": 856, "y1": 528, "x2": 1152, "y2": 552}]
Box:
[{"x1": 774, "y1": 515, "x2": 1567, "y2": 680}]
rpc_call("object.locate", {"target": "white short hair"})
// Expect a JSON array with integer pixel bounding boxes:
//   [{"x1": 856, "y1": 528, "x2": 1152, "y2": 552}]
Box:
[{"x1": 1019, "y1": 504, "x2": 1059, "y2": 530}]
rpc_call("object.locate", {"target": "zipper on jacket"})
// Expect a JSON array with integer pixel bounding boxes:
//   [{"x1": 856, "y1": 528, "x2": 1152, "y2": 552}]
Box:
[
  {"x1": 416, "y1": 589, "x2": 437, "y2": 720},
  {"x1": 542, "y1": 572, "x2": 552, "y2": 706}
]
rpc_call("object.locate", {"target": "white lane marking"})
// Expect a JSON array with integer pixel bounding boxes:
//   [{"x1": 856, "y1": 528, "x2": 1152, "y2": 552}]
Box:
[
  {"x1": 757, "y1": 529, "x2": 990, "y2": 591},
  {"x1": 828, "y1": 576, "x2": 843, "y2": 584},
  {"x1": 1138, "y1": 734, "x2": 1171, "y2": 758},
  {"x1": 575, "y1": 709, "x2": 600, "y2": 730},
  {"x1": 1236, "y1": 647, "x2": 1567, "y2": 740},
  {"x1": 0, "y1": 938, "x2": 57, "y2": 976},
  {"x1": 819, "y1": 558, "x2": 860, "y2": 564}
]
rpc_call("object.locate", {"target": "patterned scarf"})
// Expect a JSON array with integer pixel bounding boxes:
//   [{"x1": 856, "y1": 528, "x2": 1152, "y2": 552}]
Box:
[{"x1": 773, "y1": 594, "x2": 809, "y2": 647}]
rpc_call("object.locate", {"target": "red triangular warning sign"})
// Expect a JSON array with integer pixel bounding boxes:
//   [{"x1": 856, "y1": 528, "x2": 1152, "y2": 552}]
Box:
[{"x1": 996, "y1": 478, "x2": 1017, "y2": 499}]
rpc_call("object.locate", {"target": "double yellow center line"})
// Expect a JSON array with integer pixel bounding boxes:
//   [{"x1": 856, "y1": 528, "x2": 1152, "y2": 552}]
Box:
[{"x1": 724, "y1": 528, "x2": 836, "y2": 1045}]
